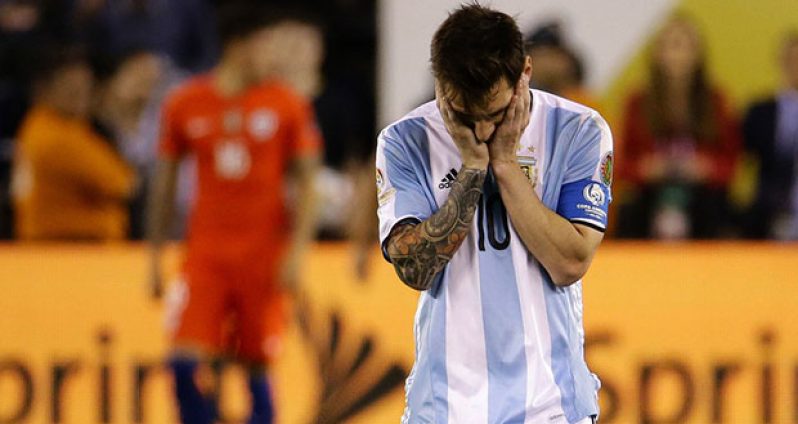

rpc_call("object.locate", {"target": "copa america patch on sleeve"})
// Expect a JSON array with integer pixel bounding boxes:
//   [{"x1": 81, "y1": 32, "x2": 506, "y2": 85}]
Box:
[{"x1": 556, "y1": 178, "x2": 610, "y2": 231}]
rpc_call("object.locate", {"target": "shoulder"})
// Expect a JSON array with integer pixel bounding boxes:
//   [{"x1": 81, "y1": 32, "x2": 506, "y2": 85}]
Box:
[
  {"x1": 745, "y1": 96, "x2": 778, "y2": 116},
  {"x1": 534, "y1": 89, "x2": 596, "y2": 114},
  {"x1": 379, "y1": 101, "x2": 441, "y2": 143},
  {"x1": 252, "y1": 80, "x2": 310, "y2": 113},
  {"x1": 533, "y1": 89, "x2": 610, "y2": 135},
  {"x1": 18, "y1": 106, "x2": 66, "y2": 144},
  {"x1": 535, "y1": 89, "x2": 602, "y2": 119},
  {"x1": 163, "y1": 74, "x2": 213, "y2": 111},
  {"x1": 615, "y1": 88, "x2": 648, "y2": 115},
  {"x1": 707, "y1": 87, "x2": 741, "y2": 115}
]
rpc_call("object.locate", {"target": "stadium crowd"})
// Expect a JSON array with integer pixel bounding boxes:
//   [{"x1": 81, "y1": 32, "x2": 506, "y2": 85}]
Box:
[
  {"x1": 526, "y1": 16, "x2": 798, "y2": 241},
  {"x1": 0, "y1": 1, "x2": 796, "y2": 242},
  {"x1": 0, "y1": 0, "x2": 376, "y2": 243}
]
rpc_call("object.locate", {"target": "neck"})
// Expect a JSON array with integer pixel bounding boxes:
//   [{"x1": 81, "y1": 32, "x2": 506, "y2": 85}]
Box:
[
  {"x1": 214, "y1": 53, "x2": 252, "y2": 98},
  {"x1": 41, "y1": 97, "x2": 79, "y2": 120},
  {"x1": 95, "y1": 88, "x2": 117, "y2": 123},
  {"x1": 665, "y1": 74, "x2": 692, "y2": 95}
]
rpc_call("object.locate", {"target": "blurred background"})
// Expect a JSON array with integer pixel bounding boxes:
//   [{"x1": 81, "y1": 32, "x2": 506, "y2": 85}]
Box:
[{"x1": 0, "y1": 0, "x2": 797, "y2": 423}]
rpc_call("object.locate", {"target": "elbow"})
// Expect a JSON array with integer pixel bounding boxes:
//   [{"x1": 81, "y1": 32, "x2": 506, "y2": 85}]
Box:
[
  {"x1": 549, "y1": 258, "x2": 590, "y2": 287},
  {"x1": 388, "y1": 258, "x2": 434, "y2": 292},
  {"x1": 395, "y1": 266, "x2": 434, "y2": 292},
  {"x1": 402, "y1": 277, "x2": 431, "y2": 292}
]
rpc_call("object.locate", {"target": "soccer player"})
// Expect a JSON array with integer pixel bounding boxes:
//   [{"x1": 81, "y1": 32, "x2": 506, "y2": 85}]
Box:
[
  {"x1": 377, "y1": 5, "x2": 612, "y2": 424},
  {"x1": 147, "y1": 3, "x2": 321, "y2": 423}
]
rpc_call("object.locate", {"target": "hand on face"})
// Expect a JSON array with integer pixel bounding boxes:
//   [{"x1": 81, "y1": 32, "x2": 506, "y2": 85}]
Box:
[
  {"x1": 488, "y1": 74, "x2": 531, "y2": 166},
  {"x1": 436, "y1": 83, "x2": 490, "y2": 170}
]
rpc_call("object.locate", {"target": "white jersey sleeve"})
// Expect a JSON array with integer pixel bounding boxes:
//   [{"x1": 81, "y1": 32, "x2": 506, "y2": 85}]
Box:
[
  {"x1": 555, "y1": 112, "x2": 614, "y2": 231},
  {"x1": 375, "y1": 120, "x2": 437, "y2": 255}
]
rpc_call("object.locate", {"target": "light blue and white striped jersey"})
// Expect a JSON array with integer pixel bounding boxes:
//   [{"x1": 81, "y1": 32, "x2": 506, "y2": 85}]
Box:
[{"x1": 376, "y1": 90, "x2": 612, "y2": 424}]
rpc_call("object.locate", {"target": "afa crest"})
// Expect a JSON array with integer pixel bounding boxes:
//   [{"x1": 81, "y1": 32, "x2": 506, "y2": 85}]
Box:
[
  {"x1": 518, "y1": 156, "x2": 539, "y2": 189},
  {"x1": 600, "y1": 152, "x2": 613, "y2": 186}
]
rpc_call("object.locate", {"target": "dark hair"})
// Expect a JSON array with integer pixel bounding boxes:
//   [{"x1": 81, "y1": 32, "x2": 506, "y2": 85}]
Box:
[
  {"x1": 646, "y1": 14, "x2": 716, "y2": 142},
  {"x1": 782, "y1": 30, "x2": 798, "y2": 56},
  {"x1": 524, "y1": 21, "x2": 564, "y2": 51},
  {"x1": 564, "y1": 48, "x2": 586, "y2": 85},
  {"x1": 431, "y1": 3, "x2": 525, "y2": 108},
  {"x1": 30, "y1": 42, "x2": 90, "y2": 85},
  {"x1": 90, "y1": 48, "x2": 152, "y2": 84},
  {"x1": 216, "y1": 1, "x2": 321, "y2": 48},
  {"x1": 216, "y1": 1, "x2": 271, "y2": 47}
]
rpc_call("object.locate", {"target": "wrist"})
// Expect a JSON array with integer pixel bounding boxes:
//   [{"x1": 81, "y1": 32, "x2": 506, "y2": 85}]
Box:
[
  {"x1": 149, "y1": 247, "x2": 161, "y2": 262},
  {"x1": 490, "y1": 158, "x2": 518, "y2": 174},
  {"x1": 491, "y1": 160, "x2": 523, "y2": 183},
  {"x1": 462, "y1": 157, "x2": 489, "y2": 170}
]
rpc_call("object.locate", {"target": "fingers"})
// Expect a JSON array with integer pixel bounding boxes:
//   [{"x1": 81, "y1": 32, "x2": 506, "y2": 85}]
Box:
[
  {"x1": 519, "y1": 76, "x2": 529, "y2": 111},
  {"x1": 504, "y1": 93, "x2": 518, "y2": 128},
  {"x1": 435, "y1": 84, "x2": 455, "y2": 123},
  {"x1": 504, "y1": 75, "x2": 530, "y2": 135},
  {"x1": 514, "y1": 76, "x2": 528, "y2": 129},
  {"x1": 438, "y1": 98, "x2": 458, "y2": 135},
  {"x1": 520, "y1": 76, "x2": 531, "y2": 129},
  {"x1": 496, "y1": 77, "x2": 525, "y2": 137},
  {"x1": 435, "y1": 84, "x2": 455, "y2": 129},
  {"x1": 436, "y1": 88, "x2": 479, "y2": 147}
]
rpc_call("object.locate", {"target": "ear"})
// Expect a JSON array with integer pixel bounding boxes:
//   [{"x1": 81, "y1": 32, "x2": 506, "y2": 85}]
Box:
[{"x1": 523, "y1": 55, "x2": 533, "y2": 80}]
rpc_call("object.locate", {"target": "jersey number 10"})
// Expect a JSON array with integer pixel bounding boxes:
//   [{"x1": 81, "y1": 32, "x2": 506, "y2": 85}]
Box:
[{"x1": 476, "y1": 192, "x2": 511, "y2": 251}]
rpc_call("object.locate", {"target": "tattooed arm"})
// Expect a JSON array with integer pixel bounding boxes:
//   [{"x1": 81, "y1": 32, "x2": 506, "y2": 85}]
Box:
[{"x1": 385, "y1": 166, "x2": 486, "y2": 291}]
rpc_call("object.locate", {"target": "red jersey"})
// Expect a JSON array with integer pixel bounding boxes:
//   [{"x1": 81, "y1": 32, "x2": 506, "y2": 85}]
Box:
[{"x1": 159, "y1": 76, "x2": 321, "y2": 259}]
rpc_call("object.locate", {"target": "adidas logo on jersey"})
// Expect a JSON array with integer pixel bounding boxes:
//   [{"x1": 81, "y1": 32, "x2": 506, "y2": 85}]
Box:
[{"x1": 438, "y1": 168, "x2": 459, "y2": 189}]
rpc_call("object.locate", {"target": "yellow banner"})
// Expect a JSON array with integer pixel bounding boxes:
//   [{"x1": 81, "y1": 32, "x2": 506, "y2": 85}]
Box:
[{"x1": 0, "y1": 243, "x2": 796, "y2": 423}]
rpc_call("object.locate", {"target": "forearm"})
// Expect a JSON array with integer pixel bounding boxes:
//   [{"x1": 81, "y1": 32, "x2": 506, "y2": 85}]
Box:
[
  {"x1": 50, "y1": 146, "x2": 135, "y2": 200},
  {"x1": 288, "y1": 164, "x2": 319, "y2": 256},
  {"x1": 492, "y1": 162, "x2": 598, "y2": 285},
  {"x1": 348, "y1": 161, "x2": 378, "y2": 242},
  {"x1": 386, "y1": 166, "x2": 486, "y2": 290},
  {"x1": 146, "y1": 160, "x2": 178, "y2": 256}
]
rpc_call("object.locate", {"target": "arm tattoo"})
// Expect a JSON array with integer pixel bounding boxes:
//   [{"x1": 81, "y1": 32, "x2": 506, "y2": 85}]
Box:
[{"x1": 386, "y1": 166, "x2": 486, "y2": 290}]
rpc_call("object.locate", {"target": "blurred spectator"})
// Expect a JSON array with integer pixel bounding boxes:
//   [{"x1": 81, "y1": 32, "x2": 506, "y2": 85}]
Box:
[
  {"x1": 12, "y1": 45, "x2": 136, "y2": 241},
  {"x1": 0, "y1": 0, "x2": 48, "y2": 238},
  {"x1": 260, "y1": 16, "x2": 347, "y2": 237},
  {"x1": 742, "y1": 31, "x2": 798, "y2": 240},
  {"x1": 309, "y1": 0, "x2": 379, "y2": 277},
  {"x1": 91, "y1": 49, "x2": 182, "y2": 239},
  {"x1": 260, "y1": 0, "x2": 381, "y2": 277},
  {"x1": 74, "y1": 0, "x2": 218, "y2": 73},
  {"x1": 263, "y1": 1, "x2": 378, "y2": 248},
  {"x1": 92, "y1": 50, "x2": 163, "y2": 144},
  {"x1": 616, "y1": 14, "x2": 741, "y2": 240},
  {"x1": 273, "y1": 17, "x2": 360, "y2": 239},
  {"x1": 525, "y1": 21, "x2": 600, "y2": 110},
  {"x1": 267, "y1": 17, "x2": 325, "y2": 99}
]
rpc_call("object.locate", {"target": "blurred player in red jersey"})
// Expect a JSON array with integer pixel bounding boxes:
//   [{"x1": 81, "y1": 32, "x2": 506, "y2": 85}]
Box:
[{"x1": 146, "y1": 3, "x2": 321, "y2": 423}]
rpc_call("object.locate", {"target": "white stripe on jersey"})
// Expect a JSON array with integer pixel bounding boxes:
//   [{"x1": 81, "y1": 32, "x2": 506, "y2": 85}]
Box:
[{"x1": 445, "y1": 250, "x2": 489, "y2": 423}]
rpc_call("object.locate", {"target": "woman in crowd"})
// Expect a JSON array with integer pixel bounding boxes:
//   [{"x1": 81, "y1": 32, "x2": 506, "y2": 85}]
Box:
[{"x1": 617, "y1": 14, "x2": 741, "y2": 239}]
